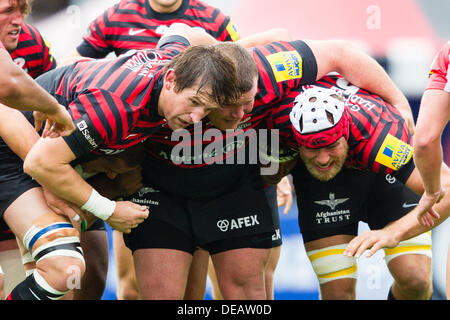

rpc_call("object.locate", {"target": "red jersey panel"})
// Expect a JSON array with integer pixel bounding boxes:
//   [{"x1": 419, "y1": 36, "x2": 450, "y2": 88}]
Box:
[
  {"x1": 271, "y1": 74, "x2": 412, "y2": 175},
  {"x1": 426, "y1": 41, "x2": 450, "y2": 92},
  {"x1": 9, "y1": 24, "x2": 56, "y2": 79},
  {"x1": 143, "y1": 40, "x2": 318, "y2": 169},
  {"x1": 45, "y1": 38, "x2": 190, "y2": 158},
  {"x1": 77, "y1": 0, "x2": 239, "y2": 58}
]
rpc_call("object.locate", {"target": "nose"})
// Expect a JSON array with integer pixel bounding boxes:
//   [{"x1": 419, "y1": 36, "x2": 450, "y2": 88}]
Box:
[
  {"x1": 315, "y1": 149, "x2": 331, "y2": 165},
  {"x1": 190, "y1": 108, "x2": 208, "y2": 123},
  {"x1": 11, "y1": 10, "x2": 24, "y2": 25},
  {"x1": 230, "y1": 105, "x2": 246, "y2": 120}
]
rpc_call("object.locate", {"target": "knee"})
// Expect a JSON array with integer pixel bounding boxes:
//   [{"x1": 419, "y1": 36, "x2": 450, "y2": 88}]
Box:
[
  {"x1": 23, "y1": 222, "x2": 86, "y2": 292},
  {"x1": 394, "y1": 267, "x2": 432, "y2": 296}
]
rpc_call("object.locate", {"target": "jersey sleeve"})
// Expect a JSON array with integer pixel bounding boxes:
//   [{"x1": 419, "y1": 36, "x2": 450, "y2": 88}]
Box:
[
  {"x1": 426, "y1": 41, "x2": 450, "y2": 92},
  {"x1": 253, "y1": 40, "x2": 318, "y2": 107},
  {"x1": 62, "y1": 89, "x2": 135, "y2": 158},
  {"x1": 76, "y1": 6, "x2": 114, "y2": 58},
  {"x1": 25, "y1": 25, "x2": 57, "y2": 78},
  {"x1": 348, "y1": 106, "x2": 414, "y2": 181}
]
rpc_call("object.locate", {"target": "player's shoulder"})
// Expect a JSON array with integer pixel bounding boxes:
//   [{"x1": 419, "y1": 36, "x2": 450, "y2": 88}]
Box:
[{"x1": 19, "y1": 23, "x2": 40, "y2": 40}]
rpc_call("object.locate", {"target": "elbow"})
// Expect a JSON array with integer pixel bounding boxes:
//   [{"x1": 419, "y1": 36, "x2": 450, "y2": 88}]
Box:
[
  {"x1": 23, "y1": 147, "x2": 49, "y2": 182},
  {"x1": 413, "y1": 134, "x2": 441, "y2": 155},
  {"x1": 0, "y1": 77, "x2": 21, "y2": 104}
]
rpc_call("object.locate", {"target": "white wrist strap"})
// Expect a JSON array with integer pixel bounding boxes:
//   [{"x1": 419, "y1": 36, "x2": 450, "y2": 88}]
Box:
[{"x1": 81, "y1": 189, "x2": 116, "y2": 221}]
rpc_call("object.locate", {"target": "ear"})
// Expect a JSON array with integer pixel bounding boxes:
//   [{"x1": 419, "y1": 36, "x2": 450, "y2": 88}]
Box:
[{"x1": 164, "y1": 69, "x2": 176, "y2": 91}]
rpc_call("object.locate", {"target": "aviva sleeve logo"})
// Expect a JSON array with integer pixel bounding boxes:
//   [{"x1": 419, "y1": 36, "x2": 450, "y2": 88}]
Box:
[
  {"x1": 375, "y1": 134, "x2": 413, "y2": 170},
  {"x1": 266, "y1": 51, "x2": 302, "y2": 82},
  {"x1": 226, "y1": 21, "x2": 240, "y2": 41}
]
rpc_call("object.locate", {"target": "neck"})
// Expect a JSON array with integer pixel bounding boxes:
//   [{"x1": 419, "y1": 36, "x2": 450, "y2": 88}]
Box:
[{"x1": 148, "y1": 0, "x2": 183, "y2": 13}]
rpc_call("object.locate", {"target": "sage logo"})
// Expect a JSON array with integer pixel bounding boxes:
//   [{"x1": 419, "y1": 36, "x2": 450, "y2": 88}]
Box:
[
  {"x1": 76, "y1": 120, "x2": 98, "y2": 149},
  {"x1": 217, "y1": 215, "x2": 260, "y2": 232}
]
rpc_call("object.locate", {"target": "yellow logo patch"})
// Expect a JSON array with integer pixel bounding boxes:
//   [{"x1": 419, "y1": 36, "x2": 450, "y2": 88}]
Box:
[
  {"x1": 266, "y1": 51, "x2": 302, "y2": 82},
  {"x1": 226, "y1": 21, "x2": 240, "y2": 41},
  {"x1": 375, "y1": 134, "x2": 413, "y2": 170}
]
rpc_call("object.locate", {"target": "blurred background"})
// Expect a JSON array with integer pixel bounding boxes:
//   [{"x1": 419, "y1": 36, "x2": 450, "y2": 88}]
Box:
[{"x1": 26, "y1": 0, "x2": 450, "y2": 300}]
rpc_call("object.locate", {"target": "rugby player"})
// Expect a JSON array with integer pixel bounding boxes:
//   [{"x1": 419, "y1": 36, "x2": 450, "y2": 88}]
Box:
[
  {"x1": 265, "y1": 75, "x2": 434, "y2": 299},
  {"x1": 68, "y1": 1, "x2": 241, "y2": 299},
  {"x1": 398, "y1": 41, "x2": 450, "y2": 299},
  {"x1": 120, "y1": 30, "x2": 416, "y2": 299},
  {"x1": 23, "y1": 23, "x2": 241, "y2": 240},
  {"x1": 0, "y1": 0, "x2": 74, "y2": 137}
]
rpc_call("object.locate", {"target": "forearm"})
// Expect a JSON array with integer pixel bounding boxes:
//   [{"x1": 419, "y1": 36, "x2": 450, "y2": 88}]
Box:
[
  {"x1": 0, "y1": 53, "x2": 60, "y2": 114},
  {"x1": 0, "y1": 104, "x2": 40, "y2": 160},
  {"x1": 23, "y1": 138, "x2": 94, "y2": 207},
  {"x1": 335, "y1": 42, "x2": 408, "y2": 108},
  {"x1": 26, "y1": 159, "x2": 94, "y2": 207},
  {"x1": 414, "y1": 139, "x2": 443, "y2": 194},
  {"x1": 393, "y1": 165, "x2": 450, "y2": 240}
]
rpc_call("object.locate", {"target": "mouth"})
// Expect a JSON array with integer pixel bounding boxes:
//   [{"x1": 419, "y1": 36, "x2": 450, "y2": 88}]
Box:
[
  {"x1": 177, "y1": 117, "x2": 190, "y2": 127},
  {"x1": 313, "y1": 162, "x2": 334, "y2": 172},
  {"x1": 7, "y1": 29, "x2": 20, "y2": 39}
]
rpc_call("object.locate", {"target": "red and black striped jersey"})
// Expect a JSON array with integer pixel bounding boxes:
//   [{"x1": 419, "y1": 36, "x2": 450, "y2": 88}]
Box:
[
  {"x1": 77, "y1": 0, "x2": 240, "y2": 58},
  {"x1": 36, "y1": 37, "x2": 189, "y2": 158},
  {"x1": 9, "y1": 24, "x2": 56, "y2": 79},
  {"x1": 143, "y1": 40, "x2": 318, "y2": 169},
  {"x1": 270, "y1": 74, "x2": 412, "y2": 176}
]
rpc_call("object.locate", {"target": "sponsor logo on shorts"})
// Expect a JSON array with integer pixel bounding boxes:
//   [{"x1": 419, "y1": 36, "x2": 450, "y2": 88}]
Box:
[
  {"x1": 314, "y1": 193, "x2": 349, "y2": 210},
  {"x1": 137, "y1": 187, "x2": 160, "y2": 197},
  {"x1": 375, "y1": 134, "x2": 413, "y2": 171},
  {"x1": 272, "y1": 228, "x2": 281, "y2": 241},
  {"x1": 402, "y1": 202, "x2": 417, "y2": 209},
  {"x1": 314, "y1": 193, "x2": 351, "y2": 225},
  {"x1": 217, "y1": 215, "x2": 260, "y2": 232}
]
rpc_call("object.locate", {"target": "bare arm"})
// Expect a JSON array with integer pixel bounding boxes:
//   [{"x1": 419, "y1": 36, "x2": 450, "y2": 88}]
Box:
[
  {"x1": 304, "y1": 39, "x2": 414, "y2": 134},
  {"x1": 0, "y1": 50, "x2": 75, "y2": 136},
  {"x1": 344, "y1": 164, "x2": 450, "y2": 258},
  {"x1": 414, "y1": 89, "x2": 450, "y2": 195},
  {"x1": 0, "y1": 105, "x2": 39, "y2": 160},
  {"x1": 237, "y1": 28, "x2": 292, "y2": 48},
  {"x1": 24, "y1": 138, "x2": 149, "y2": 233},
  {"x1": 24, "y1": 137, "x2": 93, "y2": 206}
]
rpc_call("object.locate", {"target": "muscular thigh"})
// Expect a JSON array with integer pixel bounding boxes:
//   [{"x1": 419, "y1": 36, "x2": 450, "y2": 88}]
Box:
[{"x1": 3, "y1": 187, "x2": 69, "y2": 242}]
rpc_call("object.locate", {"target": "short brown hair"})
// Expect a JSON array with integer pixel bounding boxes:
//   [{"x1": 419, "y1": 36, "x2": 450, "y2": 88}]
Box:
[
  {"x1": 12, "y1": 0, "x2": 33, "y2": 15},
  {"x1": 163, "y1": 45, "x2": 241, "y2": 107},
  {"x1": 213, "y1": 42, "x2": 258, "y2": 95}
]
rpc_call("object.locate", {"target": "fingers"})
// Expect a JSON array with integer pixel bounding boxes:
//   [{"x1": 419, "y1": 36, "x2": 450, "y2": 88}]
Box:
[{"x1": 344, "y1": 232, "x2": 383, "y2": 258}]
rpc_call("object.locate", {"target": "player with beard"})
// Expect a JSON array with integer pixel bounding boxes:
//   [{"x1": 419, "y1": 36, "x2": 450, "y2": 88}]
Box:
[{"x1": 264, "y1": 74, "x2": 449, "y2": 298}]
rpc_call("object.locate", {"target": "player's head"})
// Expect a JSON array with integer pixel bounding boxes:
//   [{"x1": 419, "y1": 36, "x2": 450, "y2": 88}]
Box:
[
  {"x1": 206, "y1": 42, "x2": 259, "y2": 131},
  {"x1": 0, "y1": 0, "x2": 32, "y2": 50},
  {"x1": 148, "y1": 0, "x2": 183, "y2": 13},
  {"x1": 290, "y1": 86, "x2": 350, "y2": 181},
  {"x1": 160, "y1": 44, "x2": 241, "y2": 130}
]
